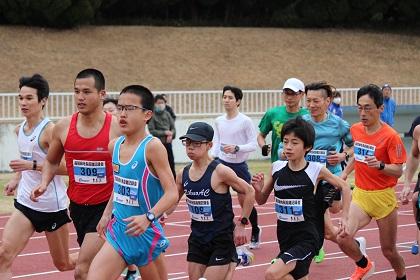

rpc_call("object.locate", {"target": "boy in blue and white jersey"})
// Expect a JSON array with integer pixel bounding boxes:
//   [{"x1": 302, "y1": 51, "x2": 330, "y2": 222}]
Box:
[{"x1": 87, "y1": 85, "x2": 178, "y2": 280}]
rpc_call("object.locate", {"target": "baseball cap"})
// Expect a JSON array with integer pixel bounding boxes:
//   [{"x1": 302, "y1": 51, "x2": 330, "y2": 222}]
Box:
[
  {"x1": 382, "y1": 83, "x2": 392, "y2": 90},
  {"x1": 283, "y1": 78, "x2": 305, "y2": 93},
  {"x1": 180, "y1": 122, "x2": 214, "y2": 142}
]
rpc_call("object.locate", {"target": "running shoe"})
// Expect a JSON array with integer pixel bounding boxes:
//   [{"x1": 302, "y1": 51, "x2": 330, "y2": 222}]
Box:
[
  {"x1": 411, "y1": 242, "x2": 419, "y2": 255},
  {"x1": 314, "y1": 247, "x2": 325, "y2": 263},
  {"x1": 356, "y1": 236, "x2": 367, "y2": 257},
  {"x1": 349, "y1": 259, "x2": 375, "y2": 280},
  {"x1": 249, "y1": 226, "x2": 262, "y2": 249},
  {"x1": 124, "y1": 270, "x2": 138, "y2": 280}
]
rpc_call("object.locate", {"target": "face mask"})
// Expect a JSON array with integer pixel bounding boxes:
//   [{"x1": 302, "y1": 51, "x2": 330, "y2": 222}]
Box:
[
  {"x1": 333, "y1": 97, "x2": 341, "y2": 105},
  {"x1": 155, "y1": 104, "x2": 165, "y2": 112}
]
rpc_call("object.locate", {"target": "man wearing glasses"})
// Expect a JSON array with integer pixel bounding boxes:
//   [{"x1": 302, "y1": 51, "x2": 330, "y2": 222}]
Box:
[
  {"x1": 174, "y1": 122, "x2": 254, "y2": 280},
  {"x1": 338, "y1": 84, "x2": 407, "y2": 280},
  {"x1": 258, "y1": 78, "x2": 308, "y2": 162}
]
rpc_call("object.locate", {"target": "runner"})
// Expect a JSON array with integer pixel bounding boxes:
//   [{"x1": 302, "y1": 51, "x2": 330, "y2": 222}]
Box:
[
  {"x1": 303, "y1": 81, "x2": 354, "y2": 263},
  {"x1": 174, "y1": 122, "x2": 254, "y2": 280},
  {"x1": 400, "y1": 117, "x2": 420, "y2": 255},
  {"x1": 87, "y1": 85, "x2": 178, "y2": 280},
  {"x1": 258, "y1": 78, "x2": 307, "y2": 162},
  {"x1": 0, "y1": 74, "x2": 76, "y2": 280},
  {"x1": 30, "y1": 69, "x2": 120, "y2": 280},
  {"x1": 211, "y1": 85, "x2": 262, "y2": 249},
  {"x1": 338, "y1": 84, "x2": 407, "y2": 280},
  {"x1": 251, "y1": 116, "x2": 351, "y2": 280}
]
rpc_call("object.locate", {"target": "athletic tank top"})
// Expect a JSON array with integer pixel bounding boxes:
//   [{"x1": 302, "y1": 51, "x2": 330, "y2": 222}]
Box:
[
  {"x1": 17, "y1": 118, "x2": 68, "y2": 212},
  {"x1": 182, "y1": 160, "x2": 234, "y2": 243},
  {"x1": 64, "y1": 112, "x2": 113, "y2": 205},
  {"x1": 272, "y1": 161, "x2": 323, "y2": 250},
  {"x1": 111, "y1": 135, "x2": 164, "y2": 224}
]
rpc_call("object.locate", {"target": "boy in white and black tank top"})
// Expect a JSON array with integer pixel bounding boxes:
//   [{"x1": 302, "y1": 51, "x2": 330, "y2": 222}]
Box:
[{"x1": 252, "y1": 117, "x2": 351, "y2": 279}]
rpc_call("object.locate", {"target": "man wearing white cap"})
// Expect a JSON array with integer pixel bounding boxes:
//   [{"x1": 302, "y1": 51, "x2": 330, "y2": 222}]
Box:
[{"x1": 258, "y1": 78, "x2": 308, "y2": 162}]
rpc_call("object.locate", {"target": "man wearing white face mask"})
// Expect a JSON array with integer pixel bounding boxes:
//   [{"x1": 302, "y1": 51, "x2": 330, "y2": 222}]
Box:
[
  {"x1": 328, "y1": 91, "x2": 343, "y2": 118},
  {"x1": 148, "y1": 94, "x2": 176, "y2": 178}
]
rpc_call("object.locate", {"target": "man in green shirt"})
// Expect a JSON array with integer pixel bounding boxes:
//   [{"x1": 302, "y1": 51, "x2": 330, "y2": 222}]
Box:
[{"x1": 258, "y1": 78, "x2": 308, "y2": 162}]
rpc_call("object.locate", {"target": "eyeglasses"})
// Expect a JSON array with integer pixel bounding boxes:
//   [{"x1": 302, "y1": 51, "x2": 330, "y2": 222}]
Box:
[
  {"x1": 282, "y1": 89, "x2": 302, "y2": 96},
  {"x1": 116, "y1": 104, "x2": 148, "y2": 113},
  {"x1": 357, "y1": 105, "x2": 376, "y2": 112},
  {"x1": 181, "y1": 139, "x2": 209, "y2": 147}
]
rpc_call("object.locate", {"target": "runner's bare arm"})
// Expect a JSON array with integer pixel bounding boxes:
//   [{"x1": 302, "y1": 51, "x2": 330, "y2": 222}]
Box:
[
  {"x1": 251, "y1": 167, "x2": 274, "y2": 205},
  {"x1": 166, "y1": 168, "x2": 185, "y2": 215},
  {"x1": 401, "y1": 126, "x2": 420, "y2": 203},
  {"x1": 319, "y1": 167, "x2": 352, "y2": 228},
  {"x1": 218, "y1": 164, "x2": 255, "y2": 220},
  {"x1": 341, "y1": 156, "x2": 354, "y2": 180},
  {"x1": 30, "y1": 120, "x2": 66, "y2": 201}
]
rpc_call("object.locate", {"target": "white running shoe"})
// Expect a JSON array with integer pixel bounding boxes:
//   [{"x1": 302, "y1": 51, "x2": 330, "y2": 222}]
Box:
[
  {"x1": 356, "y1": 236, "x2": 367, "y2": 256},
  {"x1": 249, "y1": 226, "x2": 262, "y2": 249}
]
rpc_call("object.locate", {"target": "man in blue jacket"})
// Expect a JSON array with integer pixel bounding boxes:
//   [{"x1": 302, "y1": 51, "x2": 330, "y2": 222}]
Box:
[{"x1": 380, "y1": 84, "x2": 396, "y2": 127}]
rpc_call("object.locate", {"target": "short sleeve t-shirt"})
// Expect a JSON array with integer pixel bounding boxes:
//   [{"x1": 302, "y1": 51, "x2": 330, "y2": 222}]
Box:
[
  {"x1": 351, "y1": 122, "x2": 407, "y2": 191},
  {"x1": 259, "y1": 106, "x2": 308, "y2": 162}
]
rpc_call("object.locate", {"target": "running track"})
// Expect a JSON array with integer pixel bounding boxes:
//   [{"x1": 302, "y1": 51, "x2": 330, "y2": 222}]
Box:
[{"x1": 1, "y1": 185, "x2": 419, "y2": 279}]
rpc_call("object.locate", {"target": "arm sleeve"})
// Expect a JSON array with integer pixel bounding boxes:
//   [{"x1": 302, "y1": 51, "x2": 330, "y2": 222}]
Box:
[
  {"x1": 258, "y1": 110, "x2": 272, "y2": 136},
  {"x1": 388, "y1": 134, "x2": 407, "y2": 164},
  {"x1": 211, "y1": 120, "x2": 220, "y2": 158},
  {"x1": 238, "y1": 118, "x2": 258, "y2": 153}
]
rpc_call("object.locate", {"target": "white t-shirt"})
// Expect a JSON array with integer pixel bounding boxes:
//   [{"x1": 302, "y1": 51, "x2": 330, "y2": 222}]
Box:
[{"x1": 211, "y1": 112, "x2": 257, "y2": 163}]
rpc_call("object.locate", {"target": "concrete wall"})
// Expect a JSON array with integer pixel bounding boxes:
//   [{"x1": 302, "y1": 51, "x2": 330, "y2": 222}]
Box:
[{"x1": 1, "y1": 105, "x2": 418, "y2": 171}]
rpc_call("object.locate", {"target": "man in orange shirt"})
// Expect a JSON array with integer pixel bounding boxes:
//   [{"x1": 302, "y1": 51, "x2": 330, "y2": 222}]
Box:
[{"x1": 338, "y1": 84, "x2": 407, "y2": 280}]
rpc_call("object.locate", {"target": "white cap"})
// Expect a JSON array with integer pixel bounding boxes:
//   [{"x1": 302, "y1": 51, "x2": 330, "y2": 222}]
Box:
[{"x1": 282, "y1": 78, "x2": 305, "y2": 93}]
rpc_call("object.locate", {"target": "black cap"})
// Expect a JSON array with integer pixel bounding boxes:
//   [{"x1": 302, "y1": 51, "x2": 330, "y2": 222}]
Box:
[{"x1": 179, "y1": 122, "x2": 214, "y2": 142}]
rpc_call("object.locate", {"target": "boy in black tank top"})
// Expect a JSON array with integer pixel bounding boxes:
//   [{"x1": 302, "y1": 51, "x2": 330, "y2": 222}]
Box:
[
  {"x1": 251, "y1": 117, "x2": 351, "y2": 279},
  {"x1": 173, "y1": 122, "x2": 255, "y2": 280}
]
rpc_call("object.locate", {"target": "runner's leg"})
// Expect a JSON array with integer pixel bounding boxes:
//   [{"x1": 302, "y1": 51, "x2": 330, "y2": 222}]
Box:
[
  {"x1": 0, "y1": 210, "x2": 35, "y2": 279},
  {"x1": 376, "y1": 208, "x2": 406, "y2": 278},
  {"x1": 45, "y1": 223, "x2": 77, "y2": 271},
  {"x1": 86, "y1": 241, "x2": 126, "y2": 280},
  {"x1": 74, "y1": 233, "x2": 105, "y2": 280}
]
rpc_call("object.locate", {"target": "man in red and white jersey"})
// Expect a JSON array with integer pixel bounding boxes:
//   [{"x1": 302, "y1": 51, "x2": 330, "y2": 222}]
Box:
[{"x1": 31, "y1": 69, "x2": 120, "y2": 280}]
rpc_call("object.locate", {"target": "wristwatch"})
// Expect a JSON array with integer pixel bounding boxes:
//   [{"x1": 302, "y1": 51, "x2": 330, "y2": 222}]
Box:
[
  {"x1": 234, "y1": 145, "x2": 240, "y2": 153},
  {"x1": 378, "y1": 162, "x2": 385, "y2": 170},
  {"x1": 146, "y1": 211, "x2": 155, "y2": 222},
  {"x1": 239, "y1": 217, "x2": 249, "y2": 225}
]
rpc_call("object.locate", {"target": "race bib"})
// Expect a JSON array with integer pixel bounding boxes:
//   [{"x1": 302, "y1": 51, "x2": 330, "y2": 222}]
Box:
[
  {"x1": 73, "y1": 160, "x2": 107, "y2": 184},
  {"x1": 113, "y1": 175, "x2": 139, "y2": 206},
  {"x1": 275, "y1": 197, "x2": 304, "y2": 222},
  {"x1": 354, "y1": 141, "x2": 375, "y2": 163},
  {"x1": 20, "y1": 150, "x2": 33, "y2": 161},
  {"x1": 305, "y1": 150, "x2": 327, "y2": 165},
  {"x1": 186, "y1": 197, "x2": 214, "y2": 222}
]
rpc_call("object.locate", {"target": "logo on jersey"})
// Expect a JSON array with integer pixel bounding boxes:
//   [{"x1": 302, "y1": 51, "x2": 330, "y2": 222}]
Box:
[
  {"x1": 158, "y1": 239, "x2": 167, "y2": 248},
  {"x1": 30, "y1": 135, "x2": 36, "y2": 142},
  {"x1": 51, "y1": 223, "x2": 57, "y2": 230},
  {"x1": 113, "y1": 163, "x2": 120, "y2": 173},
  {"x1": 183, "y1": 181, "x2": 189, "y2": 187},
  {"x1": 131, "y1": 161, "x2": 138, "y2": 169},
  {"x1": 96, "y1": 147, "x2": 105, "y2": 151}
]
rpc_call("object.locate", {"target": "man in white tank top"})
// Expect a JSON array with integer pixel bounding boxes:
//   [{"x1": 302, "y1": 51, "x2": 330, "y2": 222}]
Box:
[{"x1": 0, "y1": 74, "x2": 76, "y2": 279}]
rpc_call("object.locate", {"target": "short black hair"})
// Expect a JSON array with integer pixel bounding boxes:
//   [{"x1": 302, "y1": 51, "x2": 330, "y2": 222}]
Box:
[
  {"x1": 223, "y1": 85, "x2": 243, "y2": 101},
  {"x1": 154, "y1": 94, "x2": 166, "y2": 103},
  {"x1": 280, "y1": 117, "x2": 315, "y2": 151},
  {"x1": 120, "y1": 85, "x2": 154, "y2": 112},
  {"x1": 305, "y1": 81, "x2": 335, "y2": 99},
  {"x1": 103, "y1": 98, "x2": 117, "y2": 106},
  {"x1": 19, "y1": 74, "x2": 49, "y2": 103},
  {"x1": 357, "y1": 84, "x2": 383, "y2": 108},
  {"x1": 75, "y1": 68, "x2": 105, "y2": 91}
]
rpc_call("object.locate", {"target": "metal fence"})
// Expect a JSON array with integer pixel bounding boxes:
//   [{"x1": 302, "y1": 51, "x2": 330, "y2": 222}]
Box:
[{"x1": 1, "y1": 87, "x2": 420, "y2": 122}]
